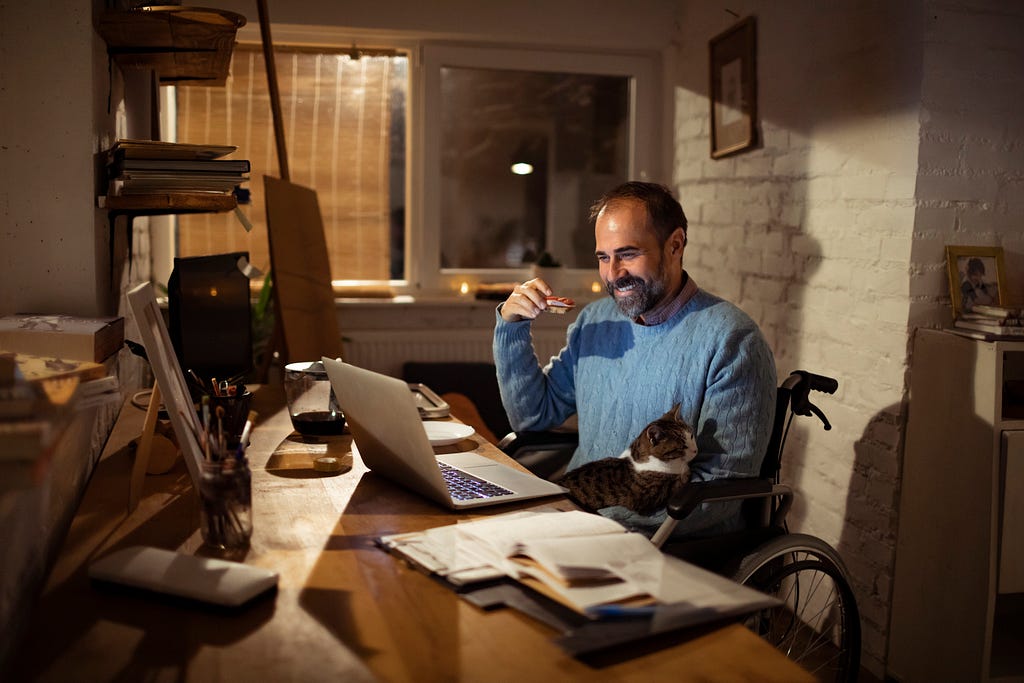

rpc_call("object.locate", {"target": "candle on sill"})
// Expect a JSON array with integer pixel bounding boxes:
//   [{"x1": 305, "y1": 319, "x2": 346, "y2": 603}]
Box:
[
  {"x1": 459, "y1": 281, "x2": 471, "y2": 296},
  {"x1": 591, "y1": 281, "x2": 602, "y2": 293}
]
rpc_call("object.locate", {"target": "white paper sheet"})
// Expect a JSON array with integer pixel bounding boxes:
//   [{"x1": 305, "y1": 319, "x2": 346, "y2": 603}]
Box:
[{"x1": 379, "y1": 507, "x2": 776, "y2": 617}]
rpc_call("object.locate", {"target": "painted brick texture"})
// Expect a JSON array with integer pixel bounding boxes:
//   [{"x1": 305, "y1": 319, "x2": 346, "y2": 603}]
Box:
[{"x1": 673, "y1": 0, "x2": 1024, "y2": 676}]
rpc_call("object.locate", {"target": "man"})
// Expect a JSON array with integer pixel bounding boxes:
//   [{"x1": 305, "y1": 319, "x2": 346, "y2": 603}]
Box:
[{"x1": 493, "y1": 181, "x2": 776, "y2": 537}]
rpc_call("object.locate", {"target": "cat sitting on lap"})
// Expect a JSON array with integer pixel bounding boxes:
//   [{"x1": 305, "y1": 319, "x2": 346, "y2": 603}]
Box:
[{"x1": 556, "y1": 404, "x2": 697, "y2": 516}]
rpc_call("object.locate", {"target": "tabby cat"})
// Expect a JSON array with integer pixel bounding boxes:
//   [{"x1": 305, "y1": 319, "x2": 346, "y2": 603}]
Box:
[{"x1": 556, "y1": 404, "x2": 697, "y2": 516}]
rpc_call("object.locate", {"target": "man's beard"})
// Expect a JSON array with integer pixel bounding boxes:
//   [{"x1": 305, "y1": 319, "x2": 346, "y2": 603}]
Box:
[{"x1": 605, "y1": 261, "x2": 668, "y2": 319}]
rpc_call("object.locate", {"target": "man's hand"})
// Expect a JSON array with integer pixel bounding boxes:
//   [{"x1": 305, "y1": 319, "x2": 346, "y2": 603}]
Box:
[{"x1": 500, "y1": 278, "x2": 553, "y2": 322}]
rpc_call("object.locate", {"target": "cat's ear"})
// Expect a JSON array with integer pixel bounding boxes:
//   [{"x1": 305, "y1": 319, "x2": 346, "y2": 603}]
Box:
[
  {"x1": 647, "y1": 424, "x2": 664, "y2": 446},
  {"x1": 672, "y1": 403, "x2": 682, "y2": 419}
]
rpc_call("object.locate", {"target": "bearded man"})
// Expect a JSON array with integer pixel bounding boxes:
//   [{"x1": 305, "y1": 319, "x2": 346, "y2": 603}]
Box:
[{"x1": 493, "y1": 181, "x2": 776, "y2": 538}]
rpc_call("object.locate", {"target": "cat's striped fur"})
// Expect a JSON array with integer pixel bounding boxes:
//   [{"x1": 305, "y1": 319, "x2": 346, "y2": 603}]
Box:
[{"x1": 556, "y1": 404, "x2": 697, "y2": 516}]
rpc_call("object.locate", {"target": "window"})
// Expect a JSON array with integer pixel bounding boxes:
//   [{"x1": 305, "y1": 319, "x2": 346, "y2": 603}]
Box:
[
  {"x1": 420, "y1": 44, "x2": 661, "y2": 295},
  {"x1": 438, "y1": 66, "x2": 630, "y2": 270},
  {"x1": 172, "y1": 32, "x2": 661, "y2": 297}
]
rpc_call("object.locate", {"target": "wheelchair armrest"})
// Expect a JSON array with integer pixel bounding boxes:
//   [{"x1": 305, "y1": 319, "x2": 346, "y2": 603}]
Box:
[
  {"x1": 498, "y1": 430, "x2": 578, "y2": 479},
  {"x1": 666, "y1": 478, "x2": 774, "y2": 521},
  {"x1": 652, "y1": 477, "x2": 790, "y2": 549},
  {"x1": 498, "y1": 430, "x2": 579, "y2": 454}
]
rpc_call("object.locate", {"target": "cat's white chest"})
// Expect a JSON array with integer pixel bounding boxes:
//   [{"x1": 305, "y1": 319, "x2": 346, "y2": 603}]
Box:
[{"x1": 617, "y1": 447, "x2": 683, "y2": 475}]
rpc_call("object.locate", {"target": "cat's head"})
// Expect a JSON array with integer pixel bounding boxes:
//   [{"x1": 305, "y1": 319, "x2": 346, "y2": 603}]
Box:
[{"x1": 630, "y1": 403, "x2": 697, "y2": 465}]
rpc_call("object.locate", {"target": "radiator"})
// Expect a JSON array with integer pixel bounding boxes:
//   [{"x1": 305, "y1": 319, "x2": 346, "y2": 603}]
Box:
[{"x1": 341, "y1": 328, "x2": 567, "y2": 377}]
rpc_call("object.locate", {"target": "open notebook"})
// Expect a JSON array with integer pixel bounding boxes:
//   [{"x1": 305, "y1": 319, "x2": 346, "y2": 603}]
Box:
[{"x1": 322, "y1": 358, "x2": 566, "y2": 510}]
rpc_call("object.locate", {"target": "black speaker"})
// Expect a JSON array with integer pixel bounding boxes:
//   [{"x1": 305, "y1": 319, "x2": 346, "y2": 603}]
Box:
[{"x1": 168, "y1": 252, "x2": 253, "y2": 383}]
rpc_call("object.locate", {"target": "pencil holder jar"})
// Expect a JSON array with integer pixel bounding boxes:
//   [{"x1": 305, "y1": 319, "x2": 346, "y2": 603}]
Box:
[{"x1": 199, "y1": 458, "x2": 253, "y2": 550}]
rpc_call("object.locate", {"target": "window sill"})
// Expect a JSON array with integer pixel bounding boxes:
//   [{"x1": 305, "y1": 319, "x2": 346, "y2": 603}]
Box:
[{"x1": 335, "y1": 291, "x2": 594, "y2": 331}]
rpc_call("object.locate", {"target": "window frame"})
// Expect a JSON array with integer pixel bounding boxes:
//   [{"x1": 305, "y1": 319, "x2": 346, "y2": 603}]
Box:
[{"x1": 164, "y1": 24, "x2": 663, "y2": 299}]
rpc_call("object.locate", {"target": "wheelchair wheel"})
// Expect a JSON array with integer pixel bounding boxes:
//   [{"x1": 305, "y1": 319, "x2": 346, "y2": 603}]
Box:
[{"x1": 729, "y1": 533, "x2": 861, "y2": 683}]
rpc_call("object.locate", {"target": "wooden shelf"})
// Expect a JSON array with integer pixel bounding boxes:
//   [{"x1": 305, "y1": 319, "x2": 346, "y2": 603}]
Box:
[
  {"x1": 96, "y1": 7, "x2": 246, "y2": 86},
  {"x1": 100, "y1": 192, "x2": 239, "y2": 282},
  {"x1": 101, "y1": 192, "x2": 237, "y2": 215}
]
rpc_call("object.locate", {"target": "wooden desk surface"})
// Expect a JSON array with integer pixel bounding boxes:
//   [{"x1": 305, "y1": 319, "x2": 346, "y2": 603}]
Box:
[{"x1": 8, "y1": 385, "x2": 813, "y2": 682}]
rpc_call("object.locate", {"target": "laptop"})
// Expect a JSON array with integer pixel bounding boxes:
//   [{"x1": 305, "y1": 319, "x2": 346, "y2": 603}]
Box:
[{"x1": 322, "y1": 358, "x2": 567, "y2": 510}]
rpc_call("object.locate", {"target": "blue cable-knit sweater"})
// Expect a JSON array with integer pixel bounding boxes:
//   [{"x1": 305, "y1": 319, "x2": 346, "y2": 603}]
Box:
[{"x1": 493, "y1": 286, "x2": 777, "y2": 537}]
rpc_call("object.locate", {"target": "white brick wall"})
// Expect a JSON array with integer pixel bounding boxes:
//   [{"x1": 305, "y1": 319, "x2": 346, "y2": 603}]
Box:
[
  {"x1": 673, "y1": 0, "x2": 1024, "y2": 676},
  {"x1": 914, "y1": 0, "x2": 1024, "y2": 318}
]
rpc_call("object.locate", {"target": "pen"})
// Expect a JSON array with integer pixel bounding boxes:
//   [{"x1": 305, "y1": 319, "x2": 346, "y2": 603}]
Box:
[
  {"x1": 216, "y1": 405, "x2": 226, "y2": 456},
  {"x1": 201, "y1": 395, "x2": 211, "y2": 461},
  {"x1": 187, "y1": 368, "x2": 205, "y2": 393},
  {"x1": 586, "y1": 605, "x2": 658, "y2": 619},
  {"x1": 235, "y1": 410, "x2": 257, "y2": 460}
]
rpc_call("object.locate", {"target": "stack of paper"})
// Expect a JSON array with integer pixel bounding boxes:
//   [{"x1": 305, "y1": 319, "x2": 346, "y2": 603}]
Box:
[
  {"x1": 105, "y1": 139, "x2": 249, "y2": 196},
  {"x1": 380, "y1": 509, "x2": 623, "y2": 587},
  {"x1": 379, "y1": 508, "x2": 776, "y2": 617}
]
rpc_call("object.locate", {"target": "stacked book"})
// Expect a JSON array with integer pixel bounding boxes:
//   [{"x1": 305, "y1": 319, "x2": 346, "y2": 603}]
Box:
[
  {"x1": 952, "y1": 304, "x2": 1024, "y2": 340},
  {"x1": 1, "y1": 351, "x2": 119, "y2": 490},
  {"x1": 106, "y1": 139, "x2": 249, "y2": 196},
  {"x1": 0, "y1": 314, "x2": 124, "y2": 487}
]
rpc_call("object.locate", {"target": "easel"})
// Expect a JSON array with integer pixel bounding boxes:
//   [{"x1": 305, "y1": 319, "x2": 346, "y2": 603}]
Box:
[
  {"x1": 129, "y1": 384, "x2": 181, "y2": 512},
  {"x1": 126, "y1": 283, "x2": 211, "y2": 515}
]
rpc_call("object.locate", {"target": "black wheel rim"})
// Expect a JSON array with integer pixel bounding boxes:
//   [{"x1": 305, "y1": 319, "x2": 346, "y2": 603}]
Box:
[{"x1": 743, "y1": 551, "x2": 859, "y2": 683}]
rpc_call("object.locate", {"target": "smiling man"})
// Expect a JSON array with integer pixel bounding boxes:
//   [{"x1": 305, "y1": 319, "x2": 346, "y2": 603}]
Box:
[{"x1": 493, "y1": 181, "x2": 777, "y2": 538}]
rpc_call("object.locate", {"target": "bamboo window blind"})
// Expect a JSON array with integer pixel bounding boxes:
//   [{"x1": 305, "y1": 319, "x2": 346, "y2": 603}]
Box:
[{"x1": 176, "y1": 45, "x2": 407, "y2": 282}]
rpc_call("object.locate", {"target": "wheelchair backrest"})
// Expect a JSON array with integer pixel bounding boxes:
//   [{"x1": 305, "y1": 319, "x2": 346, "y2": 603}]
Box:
[
  {"x1": 759, "y1": 386, "x2": 793, "y2": 482},
  {"x1": 745, "y1": 371, "x2": 838, "y2": 527}
]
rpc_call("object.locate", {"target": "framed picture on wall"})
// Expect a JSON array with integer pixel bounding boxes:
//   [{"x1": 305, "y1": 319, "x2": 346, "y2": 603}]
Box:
[
  {"x1": 709, "y1": 16, "x2": 757, "y2": 159},
  {"x1": 946, "y1": 245, "x2": 1007, "y2": 318}
]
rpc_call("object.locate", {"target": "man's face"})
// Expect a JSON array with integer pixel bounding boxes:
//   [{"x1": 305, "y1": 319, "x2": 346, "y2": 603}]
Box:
[{"x1": 594, "y1": 199, "x2": 683, "y2": 319}]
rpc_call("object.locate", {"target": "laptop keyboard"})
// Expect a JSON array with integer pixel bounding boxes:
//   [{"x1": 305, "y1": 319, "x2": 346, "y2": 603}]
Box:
[{"x1": 438, "y1": 461, "x2": 514, "y2": 500}]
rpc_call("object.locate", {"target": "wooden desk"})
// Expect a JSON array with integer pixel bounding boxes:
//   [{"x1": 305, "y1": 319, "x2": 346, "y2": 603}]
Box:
[{"x1": 7, "y1": 385, "x2": 812, "y2": 682}]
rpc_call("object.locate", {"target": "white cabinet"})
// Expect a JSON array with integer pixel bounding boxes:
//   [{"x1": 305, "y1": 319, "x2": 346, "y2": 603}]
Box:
[
  {"x1": 1001, "y1": 432, "x2": 1024, "y2": 594},
  {"x1": 888, "y1": 329, "x2": 1024, "y2": 682}
]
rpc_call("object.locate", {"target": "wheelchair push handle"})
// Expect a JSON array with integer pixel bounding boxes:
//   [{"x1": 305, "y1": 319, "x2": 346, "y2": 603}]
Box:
[
  {"x1": 796, "y1": 370, "x2": 839, "y2": 395},
  {"x1": 785, "y1": 370, "x2": 839, "y2": 431}
]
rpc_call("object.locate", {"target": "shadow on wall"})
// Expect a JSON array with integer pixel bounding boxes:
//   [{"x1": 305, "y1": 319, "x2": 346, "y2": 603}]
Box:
[
  {"x1": 672, "y1": 2, "x2": 925, "y2": 677},
  {"x1": 847, "y1": 406, "x2": 902, "y2": 673}
]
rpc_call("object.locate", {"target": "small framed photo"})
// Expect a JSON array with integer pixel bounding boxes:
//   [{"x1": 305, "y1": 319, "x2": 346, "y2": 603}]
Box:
[
  {"x1": 709, "y1": 16, "x2": 757, "y2": 159},
  {"x1": 946, "y1": 245, "x2": 1006, "y2": 318}
]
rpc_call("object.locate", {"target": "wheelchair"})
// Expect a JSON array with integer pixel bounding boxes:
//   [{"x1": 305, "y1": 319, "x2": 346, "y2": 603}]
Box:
[{"x1": 499, "y1": 371, "x2": 861, "y2": 683}]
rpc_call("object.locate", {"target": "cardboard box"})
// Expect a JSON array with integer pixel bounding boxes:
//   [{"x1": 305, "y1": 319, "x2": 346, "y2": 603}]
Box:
[{"x1": 0, "y1": 314, "x2": 124, "y2": 362}]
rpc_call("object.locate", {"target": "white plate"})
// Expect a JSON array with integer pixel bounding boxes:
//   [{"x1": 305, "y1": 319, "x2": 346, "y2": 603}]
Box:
[{"x1": 423, "y1": 421, "x2": 475, "y2": 446}]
